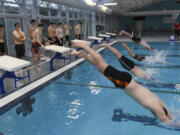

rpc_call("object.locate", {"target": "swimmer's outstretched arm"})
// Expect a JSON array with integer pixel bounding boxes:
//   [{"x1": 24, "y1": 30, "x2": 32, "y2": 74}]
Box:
[
  {"x1": 140, "y1": 41, "x2": 155, "y2": 52},
  {"x1": 120, "y1": 30, "x2": 133, "y2": 39},
  {"x1": 121, "y1": 43, "x2": 135, "y2": 57},
  {"x1": 101, "y1": 43, "x2": 122, "y2": 59}
]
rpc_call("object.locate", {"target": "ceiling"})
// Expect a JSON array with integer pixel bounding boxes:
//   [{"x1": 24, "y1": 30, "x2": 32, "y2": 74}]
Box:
[
  {"x1": 42, "y1": 0, "x2": 168, "y2": 14},
  {"x1": 95, "y1": 0, "x2": 167, "y2": 13}
]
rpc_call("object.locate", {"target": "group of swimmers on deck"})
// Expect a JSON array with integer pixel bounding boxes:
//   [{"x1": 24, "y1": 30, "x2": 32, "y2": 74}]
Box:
[{"x1": 0, "y1": 20, "x2": 82, "y2": 71}]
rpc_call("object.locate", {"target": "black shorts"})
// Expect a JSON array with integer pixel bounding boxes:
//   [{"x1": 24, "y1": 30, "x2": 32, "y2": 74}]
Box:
[
  {"x1": 0, "y1": 42, "x2": 5, "y2": 53},
  {"x1": 59, "y1": 38, "x2": 63, "y2": 46},
  {"x1": 134, "y1": 54, "x2": 145, "y2": 62},
  {"x1": 104, "y1": 65, "x2": 132, "y2": 88},
  {"x1": 76, "y1": 34, "x2": 81, "y2": 40},
  {"x1": 48, "y1": 37, "x2": 56, "y2": 44},
  {"x1": 132, "y1": 36, "x2": 141, "y2": 43},
  {"x1": 55, "y1": 37, "x2": 63, "y2": 46},
  {"x1": 15, "y1": 44, "x2": 25, "y2": 58},
  {"x1": 65, "y1": 36, "x2": 69, "y2": 41},
  {"x1": 119, "y1": 55, "x2": 135, "y2": 71},
  {"x1": 32, "y1": 42, "x2": 40, "y2": 54}
]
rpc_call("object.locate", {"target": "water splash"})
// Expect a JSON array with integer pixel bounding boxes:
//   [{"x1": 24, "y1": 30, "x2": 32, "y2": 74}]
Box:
[
  {"x1": 144, "y1": 50, "x2": 169, "y2": 64},
  {"x1": 144, "y1": 68, "x2": 160, "y2": 81}
]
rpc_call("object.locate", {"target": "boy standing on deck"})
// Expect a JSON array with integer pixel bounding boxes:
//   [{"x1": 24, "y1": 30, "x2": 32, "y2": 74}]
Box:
[{"x1": 12, "y1": 23, "x2": 26, "y2": 59}]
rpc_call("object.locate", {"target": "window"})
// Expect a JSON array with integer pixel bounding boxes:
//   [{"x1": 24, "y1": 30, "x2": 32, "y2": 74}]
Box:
[
  {"x1": 5, "y1": 0, "x2": 17, "y2": 2},
  {"x1": 25, "y1": 0, "x2": 33, "y2": 6},
  {"x1": 61, "y1": 11, "x2": 66, "y2": 17},
  {"x1": 0, "y1": 2, "x2": 2, "y2": 13},
  {"x1": 50, "y1": 9, "x2": 58, "y2": 16},
  {"x1": 39, "y1": 8, "x2": 49, "y2": 16},
  {"x1": 50, "y1": 3, "x2": 58, "y2": 9},
  {"x1": 61, "y1": 5, "x2": 67, "y2": 11},
  {"x1": 4, "y1": 2, "x2": 20, "y2": 14},
  {"x1": 69, "y1": 12, "x2": 73, "y2": 18},
  {"x1": 39, "y1": 0, "x2": 49, "y2": 8},
  {"x1": 74, "y1": 12, "x2": 77, "y2": 19}
]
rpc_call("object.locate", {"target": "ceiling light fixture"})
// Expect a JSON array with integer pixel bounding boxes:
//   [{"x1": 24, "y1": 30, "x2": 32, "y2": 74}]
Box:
[
  {"x1": 84, "y1": 0, "x2": 96, "y2": 6},
  {"x1": 104, "y1": 2, "x2": 117, "y2": 6},
  {"x1": 98, "y1": 5, "x2": 112, "y2": 12}
]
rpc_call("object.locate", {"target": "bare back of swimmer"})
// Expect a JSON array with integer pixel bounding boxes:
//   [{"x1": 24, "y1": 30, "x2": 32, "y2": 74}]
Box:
[{"x1": 70, "y1": 41, "x2": 180, "y2": 126}]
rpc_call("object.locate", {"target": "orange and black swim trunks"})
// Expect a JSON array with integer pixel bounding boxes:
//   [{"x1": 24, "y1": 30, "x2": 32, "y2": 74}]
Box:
[{"x1": 104, "y1": 65, "x2": 132, "y2": 89}]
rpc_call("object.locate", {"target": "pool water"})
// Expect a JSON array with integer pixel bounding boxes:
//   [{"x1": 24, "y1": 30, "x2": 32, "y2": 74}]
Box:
[{"x1": 1, "y1": 42, "x2": 180, "y2": 135}]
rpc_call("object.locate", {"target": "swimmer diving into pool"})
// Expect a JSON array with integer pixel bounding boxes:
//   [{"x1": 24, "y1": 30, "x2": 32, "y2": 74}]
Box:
[
  {"x1": 121, "y1": 42, "x2": 145, "y2": 62},
  {"x1": 100, "y1": 43, "x2": 153, "y2": 81},
  {"x1": 119, "y1": 30, "x2": 155, "y2": 52},
  {"x1": 71, "y1": 40, "x2": 180, "y2": 127}
]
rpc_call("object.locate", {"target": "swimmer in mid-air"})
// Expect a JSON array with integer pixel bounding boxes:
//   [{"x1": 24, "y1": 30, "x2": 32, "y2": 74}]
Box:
[
  {"x1": 101, "y1": 43, "x2": 153, "y2": 81},
  {"x1": 121, "y1": 42, "x2": 145, "y2": 62},
  {"x1": 119, "y1": 30, "x2": 155, "y2": 52},
  {"x1": 71, "y1": 40, "x2": 180, "y2": 127}
]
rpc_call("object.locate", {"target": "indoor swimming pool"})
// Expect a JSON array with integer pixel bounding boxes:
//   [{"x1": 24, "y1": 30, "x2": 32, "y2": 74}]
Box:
[{"x1": 1, "y1": 42, "x2": 180, "y2": 135}]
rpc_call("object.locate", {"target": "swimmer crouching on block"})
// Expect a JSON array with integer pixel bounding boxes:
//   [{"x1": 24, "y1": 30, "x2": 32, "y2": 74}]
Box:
[
  {"x1": 71, "y1": 40, "x2": 180, "y2": 127},
  {"x1": 101, "y1": 43, "x2": 154, "y2": 81},
  {"x1": 119, "y1": 30, "x2": 155, "y2": 52}
]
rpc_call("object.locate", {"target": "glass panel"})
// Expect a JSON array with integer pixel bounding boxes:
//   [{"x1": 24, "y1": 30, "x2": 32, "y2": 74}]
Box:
[
  {"x1": 25, "y1": 5, "x2": 32, "y2": 16},
  {"x1": 5, "y1": 0, "x2": 17, "y2": 2},
  {"x1": 61, "y1": 11, "x2": 66, "y2": 17},
  {"x1": 39, "y1": 0, "x2": 49, "y2": 8},
  {"x1": 50, "y1": 9, "x2": 58, "y2": 16},
  {"x1": 69, "y1": 20, "x2": 76, "y2": 40},
  {"x1": 80, "y1": 13, "x2": 84, "y2": 19},
  {"x1": 88, "y1": 20, "x2": 92, "y2": 36},
  {"x1": 61, "y1": 5, "x2": 67, "y2": 11},
  {"x1": 0, "y1": 18, "x2": 8, "y2": 54},
  {"x1": 39, "y1": 8, "x2": 49, "y2": 16},
  {"x1": 25, "y1": 0, "x2": 33, "y2": 6},
  {"x1": 4, "y1": 2, "x2": 20, "y2": 14},
  {"x1": 50, "y1": 3, "x2": 58, "y2": 9},
  {"x1": 5, "y1": 18, "x2": 22, "y2": 57},
  {"x1": 40, "y1": 19, "x2": 50, "y2": 38},
  {"x1": 0, "y1": 2, "x2": 2, "y2": 13},
  {"x1": 74, "y1": 12, "x2": 77, "y2": 19},
  {"x1": 69, "y1": 12, "x2": 73, "y2": 18}
]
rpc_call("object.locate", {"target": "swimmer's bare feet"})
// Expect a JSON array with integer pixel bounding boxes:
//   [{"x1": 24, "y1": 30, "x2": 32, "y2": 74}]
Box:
[
  {"x1": 40, "y1": 55, "x2": 48, "y2": 59},
  {"x1": 71, "y1": 50, "x2": 87, "y2": 58},
  {"x1": 36, "y1": 66, "x2": 41, "y2": 71},
  {"x1": 100, "y1": 43, "x2": 110, "y2": 48}
]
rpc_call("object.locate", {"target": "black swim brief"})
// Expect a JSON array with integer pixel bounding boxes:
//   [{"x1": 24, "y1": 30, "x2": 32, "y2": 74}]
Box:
[
  {"x1": 134, "y1": 54, "x2": 145, "y2": 62},
  {"x1": 119, "y1": 55, "x2": 135, "y2": 71},
  {"x1": 162, "y1": 106, "x2": 168, "y2": 116},
  {"x1": 65, "y1": 35, "x2": 70, "y2": 41},
  {"x1": 132, "y1": 36, "x2": 141, "y2": 43},
  {"x1": 15, "y1": 44, "x2": 25, "y2": 58},
  {"x1": 104, "y1": 65, "x2": 132, "y2": 88},
  {"x1": 0, "y1": 42, "x2": 5, "y2": 53}
]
